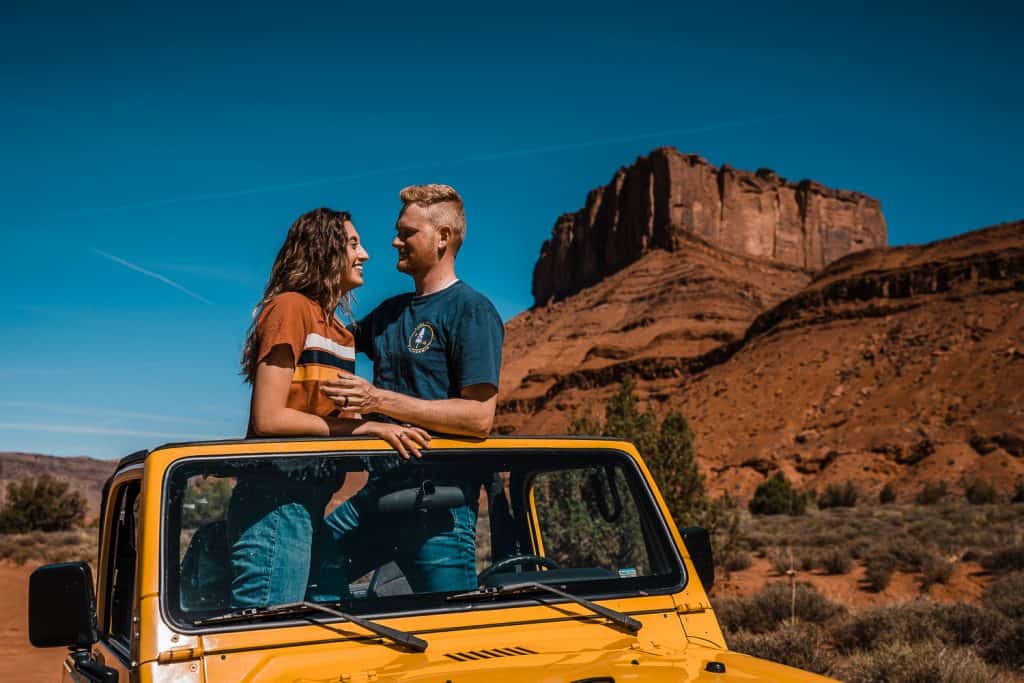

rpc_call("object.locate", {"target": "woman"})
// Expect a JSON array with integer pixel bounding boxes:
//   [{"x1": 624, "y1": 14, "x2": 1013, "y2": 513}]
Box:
[{"x1": 229, "y1": 207, "x2": 429, "y2": 608}]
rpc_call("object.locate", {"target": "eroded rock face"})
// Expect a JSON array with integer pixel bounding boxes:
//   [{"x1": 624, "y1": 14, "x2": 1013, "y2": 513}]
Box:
[
  {"x1": 532, "y1": 148, "x2": 887, "y2": 305},
  {"x1": 502, "y1": 219, "x2": 1024, "y2": 500}
]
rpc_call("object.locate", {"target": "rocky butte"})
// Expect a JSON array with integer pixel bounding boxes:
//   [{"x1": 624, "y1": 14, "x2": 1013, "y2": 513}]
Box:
[
  {"x1": 532, "y1": 146, "x2": 887, "y2": 305},
  {"x1": 499, "y1": 147, "x2": 1024, "y2": 499}
]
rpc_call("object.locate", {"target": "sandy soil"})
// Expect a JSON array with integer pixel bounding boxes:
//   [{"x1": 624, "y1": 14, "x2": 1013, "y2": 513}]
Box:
[
  {"x1": 713, "y1": 556, "x2": 988, "y2": 608},
  {"x1": 0, "y1": 562, "x2": 68, "y2": 683}
]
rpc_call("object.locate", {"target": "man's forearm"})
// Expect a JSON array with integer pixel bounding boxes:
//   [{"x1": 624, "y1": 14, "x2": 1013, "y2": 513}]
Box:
[{"x1": 374, "y1": 389, "x2": 494, "y2": 438}]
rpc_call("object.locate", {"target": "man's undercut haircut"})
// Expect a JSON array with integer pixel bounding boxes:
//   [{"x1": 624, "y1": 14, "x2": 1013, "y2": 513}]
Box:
[{"x1": 399, "y1": 184, "x2": 467, "y2": 252}]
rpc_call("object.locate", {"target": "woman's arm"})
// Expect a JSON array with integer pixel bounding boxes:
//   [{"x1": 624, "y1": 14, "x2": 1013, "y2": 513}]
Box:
[{"x1": 250, "y1": 345, "x2": 430, "y2": 457}]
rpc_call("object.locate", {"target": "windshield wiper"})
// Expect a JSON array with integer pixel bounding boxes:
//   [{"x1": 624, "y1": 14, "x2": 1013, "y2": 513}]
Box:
[
  {"x1": 193, "y1": 601, "x2": 428, "y2": 652},
  {"x1": 448, "y1": 582, "x2": 642, "y2": 634}
]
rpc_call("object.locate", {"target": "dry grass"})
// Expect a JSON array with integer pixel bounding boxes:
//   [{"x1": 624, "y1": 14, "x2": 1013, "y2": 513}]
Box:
[
  {"x1": 713, "y1": 501, "x2": 1024, "y2": 681},
  {"x1": 0, "y1": 528, "x2": 96, "y2": 566}
]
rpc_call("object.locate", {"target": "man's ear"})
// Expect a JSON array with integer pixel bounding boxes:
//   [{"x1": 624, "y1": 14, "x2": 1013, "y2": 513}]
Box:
[{"x1": 437, "y1": 224, "x2": 452, "y2": 251}]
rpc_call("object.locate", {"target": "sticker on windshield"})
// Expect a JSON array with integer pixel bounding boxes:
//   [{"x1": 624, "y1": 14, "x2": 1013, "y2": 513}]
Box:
[{"x1": 618, "y1": 567, "x2": 638, "y2": 578}]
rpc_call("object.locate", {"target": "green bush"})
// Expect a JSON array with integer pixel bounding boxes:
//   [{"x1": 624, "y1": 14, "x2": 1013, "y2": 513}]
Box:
[
  {"x1": 818, "y1": 481, "x2": 858, "y2": 509},
  {"x1": 748, "y1": 473, "x2": 809, "y2": 516},
  {"x1": 0, "y1": 474, "x2": 87, "y2": 533},
  {"x1": 915, "y1": 480, "x2": 948, "y2": 505},
  {"x1": 963, "y1": 477, "x2": 998, "y2": 505},
  {"x1": 727, "y1": 623, "x2": 834, "y2": 675},
  {"x1": 879, "y1": 482, "x2": 897, "y2": 504},
  {"x1": 572, "y1": 377, "x2": 707, "y2": 527}
]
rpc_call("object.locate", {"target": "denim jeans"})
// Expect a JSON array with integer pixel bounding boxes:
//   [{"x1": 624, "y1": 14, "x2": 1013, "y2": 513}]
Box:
[
  {"x1": 226, "y1": 476, "x2": 346, "y2": 608},
  {"x1": 323, "y1": 483, "x2": 479, "y2": 594}
]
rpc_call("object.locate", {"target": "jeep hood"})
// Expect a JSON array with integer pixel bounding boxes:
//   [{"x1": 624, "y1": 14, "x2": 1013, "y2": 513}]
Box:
[{"x1": 200, "y1": 642, "x2": 837, "y2": 682}]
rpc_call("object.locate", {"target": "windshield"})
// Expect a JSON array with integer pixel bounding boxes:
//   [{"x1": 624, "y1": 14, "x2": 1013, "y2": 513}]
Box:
[{"x1": 163, "y1": 447, "x2": 683, "y2": 627}]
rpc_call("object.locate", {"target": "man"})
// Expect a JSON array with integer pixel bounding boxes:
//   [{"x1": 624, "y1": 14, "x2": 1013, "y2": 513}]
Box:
[{"x1": 320, "y1": 183, "x2": 504, "y2": 593}]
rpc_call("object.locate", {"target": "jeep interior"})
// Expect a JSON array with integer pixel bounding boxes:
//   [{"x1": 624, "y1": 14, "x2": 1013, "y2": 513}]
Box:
[{"x1": 165, "y1": 447, "x2": 684, "y2": 630}]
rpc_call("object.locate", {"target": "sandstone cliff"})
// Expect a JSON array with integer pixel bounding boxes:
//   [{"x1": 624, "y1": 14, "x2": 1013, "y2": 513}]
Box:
[
  {"x1": 501, "y1": 217, "x2": 1024, "y2": 500},
  {"x1": 532, "y1": 147, "x2": 887, "y2": 305}
]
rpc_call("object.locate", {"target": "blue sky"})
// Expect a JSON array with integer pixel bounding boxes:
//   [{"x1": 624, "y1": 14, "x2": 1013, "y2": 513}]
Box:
[{"x1": 2, "y1": 1, "x2": 1021, "y2": 458}]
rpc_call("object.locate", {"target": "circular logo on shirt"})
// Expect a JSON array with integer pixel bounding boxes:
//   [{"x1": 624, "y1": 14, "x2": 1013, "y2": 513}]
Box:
[{"x1": 408, "y1": 322, "x2": 436, "y2": 353}]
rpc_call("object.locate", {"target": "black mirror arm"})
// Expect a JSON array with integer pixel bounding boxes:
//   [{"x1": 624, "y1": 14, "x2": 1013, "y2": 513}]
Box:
[{"x1": 70, "y1": 649, "x2": 118, "y2": 683}]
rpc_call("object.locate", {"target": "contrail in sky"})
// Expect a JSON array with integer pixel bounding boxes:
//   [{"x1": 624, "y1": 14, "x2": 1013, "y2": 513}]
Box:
[
  {"x1": 60, "y1": 117, "x2": 779, "y2": 215},
  {"x1": 90, "y1": 248, "x2": 213, "y2": 305},
  {"x1": 0, "y1": 422, "x2": 222, "y2": 439},
  {"x1": 0, "y1": 400, "x2": 218, "y2": 426}
]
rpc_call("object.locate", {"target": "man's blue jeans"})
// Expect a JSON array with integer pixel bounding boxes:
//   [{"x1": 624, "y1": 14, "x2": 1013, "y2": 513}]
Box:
[
  {"x1": 226, "y1": 476, "x2": 345, "y2": 608},
  {"x1": 323, "y1": 485, "x2": 479, "y2": 594}
]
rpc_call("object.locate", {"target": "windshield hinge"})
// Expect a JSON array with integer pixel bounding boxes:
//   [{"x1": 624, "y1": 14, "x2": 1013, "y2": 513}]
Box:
[
  {"x1": 156, "y1": 644, "x2": 205, "y2": 664},
  {"x1": 341, "y1": 671, "x2": 378, "y2": 682},
  {"x1": 675, "y1": 600, "x2": 709, "y2": 614}
]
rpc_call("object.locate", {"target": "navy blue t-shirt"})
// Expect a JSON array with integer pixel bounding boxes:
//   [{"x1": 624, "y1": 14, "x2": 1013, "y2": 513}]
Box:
[{"x1": 351, "y1": 280, "x2": 504, "y2": 402}]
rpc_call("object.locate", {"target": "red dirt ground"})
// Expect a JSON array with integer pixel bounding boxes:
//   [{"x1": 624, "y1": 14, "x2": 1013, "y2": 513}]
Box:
[{"x1": 0, "y1": 562, "x2": 66, "y2": 683}]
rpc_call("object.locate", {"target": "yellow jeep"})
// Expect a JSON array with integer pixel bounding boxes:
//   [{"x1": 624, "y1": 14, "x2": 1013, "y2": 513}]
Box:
[{"x1": 28, "y1": 436, "x2": 835, "y2": 682}]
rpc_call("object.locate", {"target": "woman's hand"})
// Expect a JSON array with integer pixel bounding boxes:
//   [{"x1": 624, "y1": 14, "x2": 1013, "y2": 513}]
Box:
[
  {"x1": 322, "y1": 374, "x2": 382, "y2": 413},
  {"x1": 352, "y1": 421, "x2": 431, "y2": 459}
]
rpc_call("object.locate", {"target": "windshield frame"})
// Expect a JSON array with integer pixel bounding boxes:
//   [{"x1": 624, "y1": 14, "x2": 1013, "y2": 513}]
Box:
[{"x1": 159, "y1": 445, "x2": 688, "y2": 635}]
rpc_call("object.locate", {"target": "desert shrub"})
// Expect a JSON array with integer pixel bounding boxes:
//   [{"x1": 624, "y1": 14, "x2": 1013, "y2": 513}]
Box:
[
  {"x1": 768, "y1": 547, "x2": 814, "y2": 574},
  {"x1": 916, "y1": 480, "x2": 948, "y2": 505},
  {"x1": 833, "y1": 640, "x2": 1000, "y2": 683},
  {"x1": 748, "y1": 473, "x2": 809, "y2": 516},
  {"x1": 713, "y1": 581, "x2": 844, "y2": 634},
  {"x1": 864, "y1": 555, "x2": 895, "y2": 592},
  {"x1": 818, "y1": 481, "x2": 858, "y2": 509},
  {"x1": 819, "y1": 547, "x2": 853, "y2": 575},
  {"x1": 963, "y1": 477, "x2": 998, "y2": 505},
  {"x1": 0, "y1": 474, "x2": 87, "y2": 533},
  {"x1": 982, "y1": 572, "x2": 1024, "y2": 619},
  {"x1": 722, "y1": 549, "x2": 752, "y2": 572},
  {"x1": 919, "y1": 554, "x2": 955, "y2": 589},
  {"x1": 0, "y1": 528, "x2": 96, "y2": 565},
  {"x1": 832, "y1": 601, "x2": 1007, "y2": 655},
  {"x1": 727, "y1": 622, "x2": 833, "y2": 675},
  {"x1": 982, "y1": 620, "x2": 1024, "y2": 669},
  {"x1": 1012, "y1": 480, "x2": 1024, "y2": 503},
  {"x1": 980, "y1": 545, "x2": 1024, "y2": 573},
  {"x1": 879, "y1": 482, "x2": 897, "y2": 504}
]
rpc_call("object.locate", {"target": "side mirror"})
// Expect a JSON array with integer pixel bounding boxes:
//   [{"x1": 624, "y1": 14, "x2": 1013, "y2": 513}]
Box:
[
  {"x1": 378, "y1": 480, "x2": 466, "y2": 514},
  {"x1": 680, "y1": 527, "x2": 715, "y2": 593},
  {"x1": 29, "y1": 562, "x2": 98, "y2": 648}
]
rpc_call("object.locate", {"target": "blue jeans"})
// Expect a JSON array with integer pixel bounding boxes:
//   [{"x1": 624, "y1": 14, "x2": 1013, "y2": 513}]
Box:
[
  {"x1": 323, "y1": 484, "x2": 479, "y2": 594},
  {"x1": 226, "y1": 477, "x2": 345, "y2": 608}
]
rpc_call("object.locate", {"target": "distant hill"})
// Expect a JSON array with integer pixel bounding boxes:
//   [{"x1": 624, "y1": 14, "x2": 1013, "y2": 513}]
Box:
[{"x1": 0, "y1": 452, "x2": 115, "y2": 518}]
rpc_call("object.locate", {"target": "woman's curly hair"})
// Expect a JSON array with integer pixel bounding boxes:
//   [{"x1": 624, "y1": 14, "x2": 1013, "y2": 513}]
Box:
[{"x1": 241, "y1": 207, "x2": 354, "y2": 382}]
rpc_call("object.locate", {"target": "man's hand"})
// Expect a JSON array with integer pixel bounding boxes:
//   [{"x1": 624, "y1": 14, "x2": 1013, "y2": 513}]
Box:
[
  {"x1": 322, "y1": 375, "x2": 383, "y2": 413},
  {"x1": 352, "y1": 421, "x2": 431, "y2": 459}
]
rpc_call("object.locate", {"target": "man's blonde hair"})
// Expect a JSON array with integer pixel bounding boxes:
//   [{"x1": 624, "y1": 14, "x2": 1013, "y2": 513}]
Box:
[{"x1": 399, "y1": 184, "x2": 466, "y2": 251}]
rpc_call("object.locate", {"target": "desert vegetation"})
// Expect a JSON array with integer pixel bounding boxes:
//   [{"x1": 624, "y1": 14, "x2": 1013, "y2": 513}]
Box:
[{"x1": 0, "y1": 474, "x2": 96, "y2": 565}]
